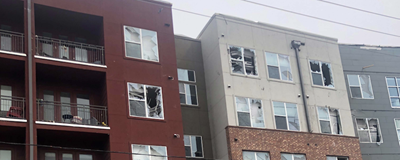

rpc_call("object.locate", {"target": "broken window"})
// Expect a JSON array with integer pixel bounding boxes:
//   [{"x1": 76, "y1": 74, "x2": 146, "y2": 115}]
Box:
[
  {"x1": 281, "y1": 153, "x2": 306, "y2": 160},
  {"x1": 273, "y1": 102, "x2": 299, "y2": 131},
  {"x1": 310, "y1": 60, "x2": 334, "y2": 87},
  {"x1": 131, "y1": 144, "x2": 167, "y2": 160},
  {"x1": 347, "y1": 75, "x2": 374, "y2": 99},
  {"x1": 229, "y1": 46, "x2": 257, "y2": 76},
  {"x1": 243, "y1": 151, "x2": 270, "y2": 160},
  {"x1": 317, "y1": 107, "x2": 342, "y2": 134},
  {"x1": 184, "y1": 135, "x2": 203, "y2": 158},
  {"x1": 265, "y1": 52, "x2": 292, "y2": 81},
  {"x1": 356, "y1": 118, "x2": 382, "y2": 143},
  {"x1": 386, "y1": 77, "x2": 400, "y2": 107},
  {"x1": 236, "y1": 97, "x2": 264, "y2": 128},
  {"x1": 128, "y1": 82, "x2": 163, "y2": 119},
  {"x1": 177, "y1": 69, "x2": 196, "y2": 82},
  {"x1": 124, "y1": 26, "x2": 159, "y2": 62},
  {"x1": 327, "y1": 156, "x2": 348, "y2": 160}
]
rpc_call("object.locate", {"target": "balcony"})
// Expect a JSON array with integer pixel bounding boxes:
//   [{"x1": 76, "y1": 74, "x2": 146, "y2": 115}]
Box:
[
  {"x1": 0, "y1": 29, "x2": 24, "y2": 54},
  {"x1": 0, "y1": 95, "x2": 25, "y2": 120},
  {"x1": 35, "y1": 36, "x2": 104, "y2": 65},
  {"x1": 37, "y1": 100, "x2": 107, "y2": 127}
]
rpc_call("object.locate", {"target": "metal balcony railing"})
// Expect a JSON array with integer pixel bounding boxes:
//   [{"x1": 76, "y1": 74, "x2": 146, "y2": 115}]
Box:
[
  {"x1": 35, "y1": 36, "x2": 105, "y2": 65},
  {"x1": 0, "y1": 95, "x2": 25, "y2": 119},
  {"x1": 0, "y1": 29, "x2": 24, "y2": 53},
  {"x1": 37, "y1": 100, "x2": 108, "y2": 127}
]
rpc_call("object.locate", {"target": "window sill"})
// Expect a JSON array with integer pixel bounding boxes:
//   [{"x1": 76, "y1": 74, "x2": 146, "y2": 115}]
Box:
[
  {"x1": 181, "y1": 104, "x2": 200, "y2": 107},
  {"x1": 186, "y1": 156, "x2": 205, "y2": 159},
  {"x1": 230, "y1": 73, "x2": 260, "y2": 80},
  {"x1": 311, "y1": 85, "x2": 336, "y2": 90},
  {"x1": 127, "y1": 116, "x2": 166, "y2": 122},
  {"x1": 123, "y1": 56, "x2": 161, "y2": 65},
  {"x1": 267, "y1": 78, "x2": 295, "y2": 85},
  {"x1": 351, "y1": 97, "x2": 374, "y2": 100}
]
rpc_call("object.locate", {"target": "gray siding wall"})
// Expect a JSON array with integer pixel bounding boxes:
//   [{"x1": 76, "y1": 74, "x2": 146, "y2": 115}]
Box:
[
  {"x1": 340, "y1": 45, "x2": 400, "y2": 160},
  {"x1": 175, "y1": 35, "x2": 214, "y2": 160}
]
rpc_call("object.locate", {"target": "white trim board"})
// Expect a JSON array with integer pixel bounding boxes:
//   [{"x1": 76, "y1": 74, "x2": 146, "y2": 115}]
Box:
[
  {"x1": 0, "y1": 50, "x2": 26, "y2": 57},
  {"x1": 0, "y1": 118, "x2": 27, "y2": 123},
  {"x1": 34, "y1": 55, "x2": 107, "y2": 68},
  {"x1": 35, "y1": 121, "x2": 110, "y2": 130}
]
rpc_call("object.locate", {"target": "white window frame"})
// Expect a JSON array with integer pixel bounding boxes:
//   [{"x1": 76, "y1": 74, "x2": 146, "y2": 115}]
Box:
[
  {"x1": 309, "y1": 60, "x2": 334, "y2": 88},
  {"x1": 394, "y1": 118, "x2": 400, "y2": 145},
  {"x1": 265, "y1": 52, "x2": 292, "y2": 81},
  {"x1": 234, "y1": 96, "x2": 265, "y2": 128},
  {"x1": 281, "y1": 153, "x2": 306, "y2": 160},
  {"x1": 385, "y1": 77, "x2": 400, "y2": 108},
  {"x1": 271, "y1": 101, "x2": 300, "y2": 131},
  {"x1": 179, "y1": 83, "x2": 198, "y2": 106},
  {"x1": 316, "y1": 107, "x2": 342, "y2": 135},
  {"x1": 228, "y1": 45, "x2": 258, "y2": 77},
  {"x1": 131, "y1": 144, "x2": 167, "y2": 160},
  {"x1": 356, "y1": 118, "x2": 382, "y2": 143},
  {"x1": 177, "y1": 68, "x2": 196, "y2": 83},
  {"x1": 327, "y1": 156, "x2": 348, "y2": 160},
  {"x1": 123, "y1": 25, "x2": 159, "y2": 62},
  {"x1": 184, "y1": 135, "x2": 204, "y2": 158},
  {"x1": 127, "y1": 82, "x2": 164, "y2": 119},
  {"x1": 243, "y1": 151, "x2": 270, "y2": 160},
  {"x1": 347, "y1": 75, "x2": 374, "y2": 99}
]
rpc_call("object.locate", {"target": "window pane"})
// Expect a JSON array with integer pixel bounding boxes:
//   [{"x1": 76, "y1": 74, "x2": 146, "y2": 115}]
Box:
[
  {"x1": 177, "y1": 69, "x2": 189, "y2": 81},
  {"x1": 337, "y1": 158, "x2": 348, "y2": 160},
  {"x1": 275, "y1": 116, "x2": 288, "y2": 130},
  {"x1": 309, "y1": 60, "x2": 321, "y2": 73},
  {"x1": 286, "y1": 103, "x2": 299, "y2": 131},
  {"x1": 391, "y1": 98, "x2": 400, "y2": 106},
  {"x1": 187, "y1": 85, "x2": 197, "y2": 105},
  {"x1": 130, "y1": 100, "x2": 146, "y2": 117},
  {"x1": 243, "y1": 151, "x2": 256, "y2": 160},
  {"x1": 132, "y1": 145, "x2": 150, "y2": 160},
  {"x1": 268, "y1": 66, "x2": 280, "y2": 79},
  {"x1": 45, "y1": 153, "x2": 56, "y2": 160},
  {"x1": 185, "y1": 84, "x2": 192, "y2": 105},
  {"x1": 238, "y1": 112, "x2": 251, "y2": 127},
  {"x1": 244, "y1": 49, "x2": 257, "y2": 76},
  {"x1": 0, "y1": 150, "x2": 11, "y2": 160},
  {"x1": 193, "y1": 136, "x2": 203, "y2": 157},
  {"x1": 265, "y1": 52, "x2": 278, "y2": 66},
  {"x1": 281, "y1": 153, "x2": 293, "y2": 160},
  {"x1": 395, "y1": 119, "x2": 400, "y2": 128},
  {"x1": 312, "y1": 73, "x2": 323, "y2": 86},
  {"x1": 397, "y1": 130, "x2": 400, "y2": 141},
  {"x1": 329, "y1": 109, "x2": 341, "y2": 134},
  {"x1": 179, "y1": 83, "x2": 185, "y2": 94},
  {"x1": 184, "y1": 135, "x2": 190, "y2": 145},
  {"x1": 190, "y1": 136, "x2": 197, "y2": 157},
  {"x1": 387, "y1": 77, "x2": 396, "y2": 86},
  {"x1": 232, "y1": 60, "x2": 244, "y2": 74},
  {"x1": 358, "y1": 130, "x2": 370, "y2": 142},
  {"x1": 279, "y1": 55, "x2": 292, "y2": 81},
  {"x1": 389, "y1": 87, "x2": 399, "y2": 97},
  {"x1": 185, "y1": 146, "x2": 191, "y2": 157},
  {"x1": 62, "y1": 154, "x2": 73, "y2": 160},
  {"x1": 250, "y1": 99, "x2": 264, "y2": 127},
  {"x1": 273, "y1": 101, "x2": 285, "y2": 116},
  {"x1": 356, "y1": 119, "x2": 368, "y2": 130},
  {"x1": 256, "y1": 152, "x2": 270, "y2": 160},
  {"x1": 236, "y1": 97, "x2": 249, "y2": 112},
  {"x1": 293, "y1": 155, "x2": 306, "y2": 160},
  {"x1": 188, "y1": 70, "x2": 195, "y2": 82},
  {"x1": 126, "y1": 42, "x2": 141, "y2": 59},
  {"x1": 317, "y1": 107, "x2": 329, "y2": 120},
  {"x1": 180, "y1": 94, "x2": 186, "y2": 104},
  {"x1": 350, "y1": 87, "x2": 362, "y2": 98},
  {"x1": 142, "y1": 29, "x2": 158, "y2": 61},
  {"x1": 124, "y1": 26, "x2": 140, "y2": 42},
  {"x1": 229, "y1": 46, "x2": 243, "y2": 60},
  {"x1": 347, "y1": 75, "x2": 359, "y2": 86},
  {"x1": 321, "y1": 62, "x2": 334, "y2": 87},
  {"x1": 320, "y1": 121, "x2": 331, "y2": 134},
  {"x1": 146, "y1": 86, "x2": 163, "y2": 118},
  {"x1": 327, "y1": 157, "x2": 336, "y2": 160},
  {"x1": 79, "y1": 154, "x2": 92, "y2": 160},
  {"x1": 360, "y1": 75, "x2": 373, "y2": 98},
  {"x1": 368, "y1": 119, "x2": 380, "y2": 142},
  {"x1": 150, "y1": 146, "x2": 167, "y2": 160}
]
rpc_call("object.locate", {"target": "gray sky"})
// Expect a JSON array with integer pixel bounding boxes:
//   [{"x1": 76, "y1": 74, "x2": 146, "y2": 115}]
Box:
[{"x1": 167, "y1": 0, "x2": 400, "y2": 46}]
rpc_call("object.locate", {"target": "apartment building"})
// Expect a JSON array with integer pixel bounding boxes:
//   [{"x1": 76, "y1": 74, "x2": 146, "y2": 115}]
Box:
[
  {"x1": 195, "y1": 13, "x2": 362, "y2": 160},
  {"x1": 340, "y1": 44, "x2": 400, "y2": 160},
  {"x1": 0, "y1": 0, "x2": 185, "y2": 160},
  {"x1": 174, "y1": 35, "x2": 214, "y2": 159}
]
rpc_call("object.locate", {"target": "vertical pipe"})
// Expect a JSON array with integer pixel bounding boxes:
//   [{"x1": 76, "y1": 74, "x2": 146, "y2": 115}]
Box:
[
  {"x1": 27, "y1": 0, "x2": 34, "y2": 159},
  {"x1": 291, "y1": 40, "x2": 312, "y2": 133}
]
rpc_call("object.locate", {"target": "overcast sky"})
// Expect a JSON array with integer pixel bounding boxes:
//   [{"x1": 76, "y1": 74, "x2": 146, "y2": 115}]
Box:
[{"x1": 166, "y1": 0, "x2": 400, "y2": 46}]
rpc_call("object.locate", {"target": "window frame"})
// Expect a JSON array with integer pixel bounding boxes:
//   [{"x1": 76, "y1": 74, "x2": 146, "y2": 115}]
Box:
[
  {"x1": 234, "y1": 96, "x2": 265, "y2": 128},
  {"x1": 123, "y1": 25, "x2": 159, "y2": 62},
  {"x1": 394, "y1": 118, "x2": 400, "y2": 145},
  {"x1": 347, "y1": 74, "x2": 374, "y2": 99},
  {"x1": 177, "y1": 68, "x2": 196, "y2": 83},
  {"x1": 309, "y1": 60, "x2": 334, "y2": 88},
  {"x1": 280, "y1": 153, "x2": 306, "y2": 160},
  {"x1": 326, "y1": 156, "x2": 348, "y2": 160},
  {"x1": 355, "y1": 118, "x2": 383, "y2": 143},
  {"x1": 179, "y1": 83, "x2": 198, "y2": 106},
  {"x1": 184, "y1": 135, "x2": 204, "y2": 158},
  {"x1": 385, "y1": 76, "x2": 400, "y2": 108},
  {"x1": 316, "y1": 107, "x2": 342, "y2": 135},
  {"x1": 228, "y1": 45, "x2": 258, "y2": 77},
  {"x1": 127, "y1": 82, "x2": 164, "y2": 120},
  {"x1": 131, "y1": 144, "x2": 168, "y2": 160},
  {"x1": 271, "y1": 101, "x2": 300, "y2": 131},
  {"x1": 265, "y1": 52, "x2": 293, "y2": 82}
]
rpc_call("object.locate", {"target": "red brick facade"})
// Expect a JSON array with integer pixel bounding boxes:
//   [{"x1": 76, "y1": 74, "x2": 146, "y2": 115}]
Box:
[{"x1": 226, "y1": 126, "x2": 362, "y2": 160}]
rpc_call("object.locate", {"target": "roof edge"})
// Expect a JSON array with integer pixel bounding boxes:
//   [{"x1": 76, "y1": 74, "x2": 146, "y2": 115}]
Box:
[
  {"x1": 175, "y1": 34, "x2": 200, "y2": 42},
  {"x1": 339, "y1": 43, "x2": 400, "y2": 48}
]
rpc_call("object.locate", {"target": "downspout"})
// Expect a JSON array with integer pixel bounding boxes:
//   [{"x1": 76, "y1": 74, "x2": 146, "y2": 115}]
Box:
[
  {"x1": 291, "y1": 40, "x2": 312, "y2": 133},
  {"x1": 27, "y1": 0, "x2": 34, "y2": 159}
]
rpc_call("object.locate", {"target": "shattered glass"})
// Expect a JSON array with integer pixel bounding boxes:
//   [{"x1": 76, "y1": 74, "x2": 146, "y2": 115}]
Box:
[
  {"x1": 128, "y1": 83, "x2": 145, "y2": 100},
  {"x1": 142, "y1": 29, "x2": 159, "y2": 61},
  {"x1": 146, "y1": 86, "x2": 163, "y2": 118},
  {"x1": 231, "y1": 61, "x2": 244, "y2": 74},
  {"x1": 229, "y1": 46, "x2": 243, "y2": 60},
  {"x1": 244, "y1": 49, "x2": 257, "y2": 76},
  {"x1": 279, "y1": 54, "x2": 292, "y2": 81},
  {"x1": 150, "y1": 146, "x2": 167, "y2": 160},
  {"x1": 124, "y1": 26, "x2": 141, "y2": 43},
  {"x1": 368, "y1": 119, "x2": 379, "y2": 142},
  {"x1": 250, "y1": 99, "x2": 264, "y2": 127},
  {"x1": 309, "y1": 60, "x2": 320, "y2": 73},
  {"x1": 356, "y1": 119, "x2": 368, "y2": 130},
  {"x1": 236, "y1": 97, "x2": 249, "y2": 112},
  {"x1": 360, "y1": 75, "x2": 374, "y2": 98},
  {"x1": 322, "y1": 62, "x2": 334, "y2": 87}
]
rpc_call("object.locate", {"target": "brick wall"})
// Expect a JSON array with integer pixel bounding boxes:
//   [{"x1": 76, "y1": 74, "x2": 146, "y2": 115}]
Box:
[{"x1": 226, "y1": 126, "x2": 362, "y2": 160}]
